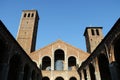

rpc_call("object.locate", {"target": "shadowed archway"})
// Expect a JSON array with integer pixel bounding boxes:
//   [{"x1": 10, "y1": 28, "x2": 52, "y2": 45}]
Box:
[{"x1": 98, "y1": 54, "x2": 111, "y2": 80}]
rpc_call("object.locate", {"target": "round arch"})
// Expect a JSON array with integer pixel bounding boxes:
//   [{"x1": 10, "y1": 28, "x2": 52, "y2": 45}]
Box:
[
  {"x1": 55, "y1": 77, "x2": 64, "y2": 80},
  {"x1": 69, "y1": 77, "x2": 77, "y2": 80},
  {"x1": 42, "y1": 56, "x2": 51, "y2": 70},
  {"x1": 42, "y1": 77, "x2": 50, "y2": 80},
  {"x1": 98, "y1": 53, "x2": 111, "y2": 80},
  {"x1": 68, "y1": 56, "x2": 76, "y2": 70},
  {"x1": 54, "y1": 49, "x2": 65, "y2": 70}
]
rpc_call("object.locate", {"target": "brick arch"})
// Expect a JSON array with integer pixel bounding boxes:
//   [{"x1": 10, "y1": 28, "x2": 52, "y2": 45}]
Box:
[
  {"x1": 69, "y1": 76, "x2": 77, "y2": 80},
  {"x1": 55, "y1": 76, "x2": 64, "y2": 80},
  {"x1": 54, "y1": 49, "x2": 65, "y2": 70},
  {"x1": 7, "y1": 54, "x2": 22, "y2": 80},
  {"x1": 42, "y1": 56, "x2": 51, "y2": 70},
  {"x1": 42, "y1": 76, "x2": 50, "y2": 80},
  {"x1": 68, "y1": 56, "x2": 77, "y2": 70}
]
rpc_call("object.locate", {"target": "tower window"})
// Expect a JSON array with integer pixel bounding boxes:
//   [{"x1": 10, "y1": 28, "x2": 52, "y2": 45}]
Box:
[
  {"x1": 24, "y1": 13, "x2": 26, "y2": 17},
  {"x1": 31, "y1": 13, "x2": 34, "y2": 17},
  {"x1": 28, "y1": 13, "x2": 30, "y2": 17},
  {"x1": 91, "y1": 29, "x2": 95, "y2": 35},
  {"x1": 96, "y1": 29, "x2": 99, "y2": 35}
]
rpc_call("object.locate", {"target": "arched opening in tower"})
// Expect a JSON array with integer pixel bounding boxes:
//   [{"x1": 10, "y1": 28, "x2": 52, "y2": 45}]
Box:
[
  {"x1": 54, "y1": 49, "x2": 64, "y2": 70},
  {"x1": 68, "y1": 56, "x2": 76, "y2": 70},
  {"x1": 89, "y1": 63, "x2": 96, "y2": 80},
  {"x1": 42, "y1": 56, "x2": 51, "y2": 70},
  {"x1": 98, "y1": 54, "x2": 111, "y2": 80}
]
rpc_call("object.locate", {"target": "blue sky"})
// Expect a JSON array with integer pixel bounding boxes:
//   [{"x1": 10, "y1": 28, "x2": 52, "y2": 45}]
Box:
[{"x1": 0, "y1": 0, "x2": 120, "y2": 52}]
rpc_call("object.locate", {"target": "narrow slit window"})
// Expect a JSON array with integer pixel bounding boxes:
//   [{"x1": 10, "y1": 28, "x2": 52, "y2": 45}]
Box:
[
  {"x1": 28, "y1": 13, "x2": 30, "y2": 17},
  {"x1": 31, "y1": 13, "x2": 34, "y2": 17},
  {"x1": 24, "y1": 13, "x2": 26, "y2": 17},
  {"x1": 96, "y1": 29, "x2": 99, "y2": 35},
  {"x1": 91, "y1": 29, "x2": 95, "y2": 35}
]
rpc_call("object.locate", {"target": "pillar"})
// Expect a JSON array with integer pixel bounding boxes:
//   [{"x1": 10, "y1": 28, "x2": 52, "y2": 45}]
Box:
[
  {"x1": 81, "y1": 70, "x2": 85, "y2": 80},
  {"x1": 86, "y1": 66, "x2": 91, "y2": 80},
  {"x1": 94, "y1": 58, "x2": 101, "y2": 80}
]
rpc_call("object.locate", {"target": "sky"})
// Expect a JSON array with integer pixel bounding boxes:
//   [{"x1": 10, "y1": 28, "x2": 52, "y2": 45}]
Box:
[{"x1": 0, "y1": 0, "x2": 120, "y2": 52}]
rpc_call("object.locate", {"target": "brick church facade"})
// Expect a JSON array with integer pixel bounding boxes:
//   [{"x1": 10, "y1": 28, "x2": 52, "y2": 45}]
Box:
[{"x1": 0, "y1": 10, "x2": 120, "y2": 80}]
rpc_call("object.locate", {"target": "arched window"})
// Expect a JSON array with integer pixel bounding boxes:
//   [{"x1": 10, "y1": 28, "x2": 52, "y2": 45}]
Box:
[
  {"x1": 55, "y1": 77, "x2": 64, "y2": 80},
  {"x1": 42, "y1": 77, "x2": 50, "y2": 80},
  {"x1": 89, "y1": 63, "x2": 96, "y2": 80},
  {"x1": 28, "y1": 13, "x2": 30, "y2": 17},
  {"x1": 96, "y1": 29, "x2": 99, "y2": 35},
  {"x1": 24, "y1": 13, "x2": 27, "y2": 17},
  {"x1": 98, "y1": 54, "x2": 111, "y2": 80},
  {"x1": 91, "y1": 29, "x2": 95, "y2": 35},
  {"x1": 42, "y1": 56, "x2": 51, "y2": 70},
  {"x1": 68, "y1": 56, "x2": 76, "y2": 70},
  {"x1": 54, "y1": 49, "x2": 65, "y2": 70},
  {"x1": 69, "y1": 77, "x2": 77, "y2": 80},
  {"x1": 31, "y1": 13, "x2": 34, "y2": 17}
]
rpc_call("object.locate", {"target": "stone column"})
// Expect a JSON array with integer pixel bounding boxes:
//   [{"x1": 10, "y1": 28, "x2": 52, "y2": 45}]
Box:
[
  {"x1": 0, "y1": 63, "x2": 9, "y2": 80},
  {"x1": 94, "y1": 58, "x2": 101, "y2": 80},
  {"x1": 81, "y1": 70, "x2": 85, "y2": 80},
  {"x1": 86, "y1": 66, "x2": 91, "y2": 80}
]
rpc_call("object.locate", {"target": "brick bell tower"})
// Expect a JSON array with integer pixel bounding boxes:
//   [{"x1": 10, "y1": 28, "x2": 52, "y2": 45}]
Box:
[
  {"x1": 84, "y1": 27, "x2": 103, "y2": 53},
  {"x1": 17, "y1": 10, "x2": 39, "y2": 54}
]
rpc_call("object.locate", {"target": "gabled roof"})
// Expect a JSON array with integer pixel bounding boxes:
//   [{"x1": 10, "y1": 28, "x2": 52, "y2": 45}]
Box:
[{"x1": 30, "y1": 39, "x2": 89, "y2": 56}]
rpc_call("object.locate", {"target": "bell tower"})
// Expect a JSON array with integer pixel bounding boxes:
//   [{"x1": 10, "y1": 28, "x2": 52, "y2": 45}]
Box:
[
  {"x1": 17, "y1": 10, "x2": 39, "y2": 54},
  {"x1": 84, "y1": 27, "x2": 103, "y2": 53}
]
